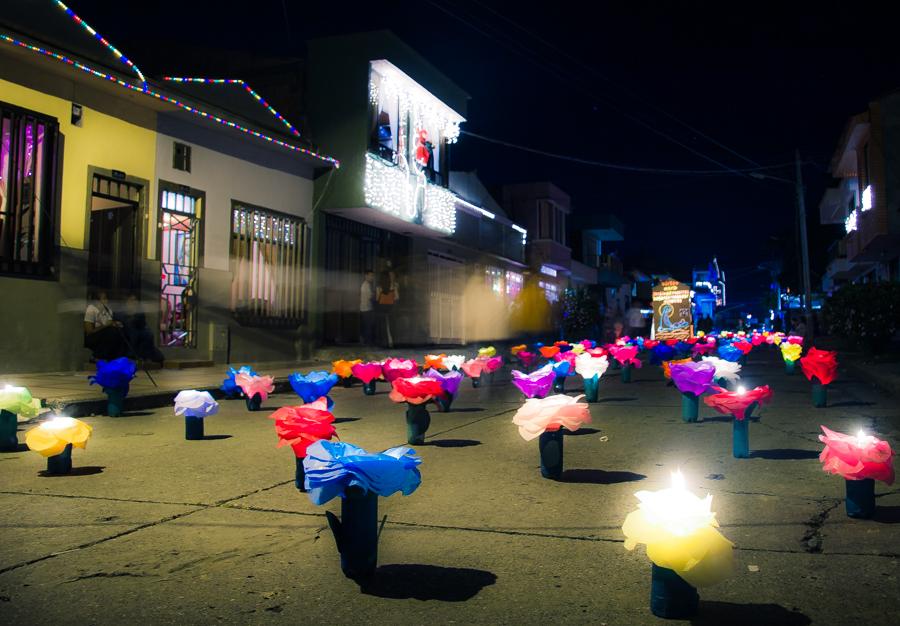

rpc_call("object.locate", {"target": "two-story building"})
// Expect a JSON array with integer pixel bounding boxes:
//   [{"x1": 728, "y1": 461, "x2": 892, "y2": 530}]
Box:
[
  {"x1": 306, "y1": 32, "x2": 527, "y2": 346},
  {"x1": 0, "y1": 0, "x2": 338, "y2": 373}
]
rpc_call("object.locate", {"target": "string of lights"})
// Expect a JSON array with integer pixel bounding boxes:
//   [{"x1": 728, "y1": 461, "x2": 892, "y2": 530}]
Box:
[
  {"x1": 163, "y1": 77, "x2": 301, "y2": 137},
  {"x1": 0, "y1": 33, "x2": 340, "y2": 168}
]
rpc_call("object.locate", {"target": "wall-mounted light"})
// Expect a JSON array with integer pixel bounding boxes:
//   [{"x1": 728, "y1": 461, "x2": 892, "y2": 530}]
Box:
[{"x1": 71, "y1": 102, "x2": 83, "y2": 126}]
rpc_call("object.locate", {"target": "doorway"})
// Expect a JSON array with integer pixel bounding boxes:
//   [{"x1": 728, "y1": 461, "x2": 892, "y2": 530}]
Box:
[{"x1": 87, "y1": 174, "x2": 142, "y2": 297}]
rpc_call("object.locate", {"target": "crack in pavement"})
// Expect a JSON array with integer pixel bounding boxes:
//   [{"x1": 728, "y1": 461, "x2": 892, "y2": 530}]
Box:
[
  {"x1": 0, "y1": 490, "x2": 207, "y2": 509},
  {"x1": 426, "y1": 406, "x2": 516, "y2": 438},
  {"x1": 800, "y1": 499, "x2": 842, "y2": 553}
]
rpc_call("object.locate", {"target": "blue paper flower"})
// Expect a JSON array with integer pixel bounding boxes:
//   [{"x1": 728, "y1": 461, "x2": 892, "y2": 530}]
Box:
[
  {"x1": 650, "y1": 344, "x2": 676, "y2": 365},
  {"x1": 221, "y1": 366, "x2": 258, "y2": 397},
  {"x1": 303, "y1": 440, "x2": 422, "y2": 505},
  {"x1": 635, "y1": 336, "x2": 645, "y2": 349},
  {"x1": 551, "y1": 360, "x2": 571, "y2": 377},
  {"x1": 717, "y1": 343, "x2": 743, "y2": 363},
  {"x1": 88, "y1": 358, "x2": 136, "y2": 393},
  {"x1": 289, "y1": 371, "x2": 339, "y2": 405},
  {"x1": 673, "y1": 341, "x2": 692, "y2": 357}
]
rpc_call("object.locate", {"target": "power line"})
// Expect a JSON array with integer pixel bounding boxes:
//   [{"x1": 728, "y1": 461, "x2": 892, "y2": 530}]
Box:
[
  {"x1": 426, "y1": 0, "x2": 757, "y2": 179},
  {"x1": 460, "y1": 130, "x2": 796, "y2": 175}
]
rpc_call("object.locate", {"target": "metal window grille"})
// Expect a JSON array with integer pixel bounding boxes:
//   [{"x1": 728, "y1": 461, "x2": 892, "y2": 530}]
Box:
[
  {"x1": 230, "y1": 203, "x2": 309, "y2": 327},
  {"x1": 159, "y1": 188, "x2": 201, "y2": 347},
  {"x1": 0, "y1": 103, "x2": 59, "y2": 278}
]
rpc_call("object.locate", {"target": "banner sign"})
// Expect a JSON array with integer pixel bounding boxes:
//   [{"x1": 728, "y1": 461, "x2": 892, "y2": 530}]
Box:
[{"x1": 652, "y1": 279, "x2": 693, "y2": 341}]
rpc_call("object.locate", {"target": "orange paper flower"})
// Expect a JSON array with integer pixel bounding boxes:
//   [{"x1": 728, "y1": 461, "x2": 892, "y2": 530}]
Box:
[
  {"x1": 424, "y1": 354, "x2": 447, "y2": 370},
  {"x1": 332, "y1": 359, "x2": 362, "y2": 379}
]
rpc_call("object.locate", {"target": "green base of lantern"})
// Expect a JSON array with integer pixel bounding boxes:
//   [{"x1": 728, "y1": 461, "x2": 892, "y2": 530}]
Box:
[
  {"x1": 245, "y1": 393, "x2": 262, "y2": 411},
  {"x1": 539, "y1": 428, "x2": 564, "y2": 479},
  {"x1": 784, "y1": 360, "x2": 796, "y2": 375},
  {"x1": 0, "y1": 410, "x2": 18, "y2": 451},
  {"x1": 732, "y1": 418, "x2": 750, "y2": 458},
  {"x1": 362, "y1": 380, "x2": 377, "y2": 395},
  {"x1": 433, "y1": 394, "x2": 453, "y2": 412},
  {"x1": 812, "y1": 383, "x2": 827, "y2": 408},
  {"x1": 471, "y1": 377, "x2": 481, "y2": 388},
  {"x1": 552, "y1": 376, "x2": 566, "y2": 394},
  {"x1": 325, "y1": 486, "x2": 378, "y2": 580},
  {"x1": 46, "y1": 443, "x2": 73, "y2": 475},
  {"x1": 184, "y1": 416, "x2": 204, "y2": 440},
  {"x1": 295, "y1": 456, "x2": 306, "y2": 491},
  {"x1": 845, "y1": 478, "x2": 875, "y2": 519},
  {"x1": 104, "y1": 388, "x2": 125, "y2": 417},
  {"x1": 621, "y1": 364, "x2": 632, "y2": 383},
  {"x1": 650, "y1": 564, "x2": 699, "y2": 619},
  {"x1": 583, "y1": 376, "x2": 599, "y2": 402},
  {"x1": 406, "y1": 404, "x2": 431, "y2": 445},
  {"x1": 681, "y1": 393, "x2": 699, "y2": 422}
]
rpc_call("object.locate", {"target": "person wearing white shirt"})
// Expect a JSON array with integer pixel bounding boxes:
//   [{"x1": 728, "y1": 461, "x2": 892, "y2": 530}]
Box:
[
  {"x1": 83, "y1": 290, "x2": 125, "y2": 360},
  {"x1": 359, "y1": 270, "x2": 376, "y2": 345}
]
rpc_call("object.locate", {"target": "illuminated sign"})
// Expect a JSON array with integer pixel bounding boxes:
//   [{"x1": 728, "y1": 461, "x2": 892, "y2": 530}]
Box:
[
  {"x1": 861, "y1": 185, "x2": 873, "y2": 211},
  {"x1": 540, "y1": 265, "x2": 558, "y2": 277},
  {"x1": 652, "y1": 279, "x2": 693, "y2": 341},
  {"x1": 845, "y1": 209, "x2": 858, "y2": 233}
]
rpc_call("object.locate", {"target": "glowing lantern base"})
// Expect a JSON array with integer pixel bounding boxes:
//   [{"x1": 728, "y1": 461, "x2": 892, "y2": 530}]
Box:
[
  {"x1": 105, "y1": 388, "x2": 125, "y2": 417},
  {"x1": 362, "y1": 381, "x2": 377, "y2": 396},
  {"x1": 650, "y1": 564, "x2": 699, "y2": 619},
  {"x1": 681, "y1": 393, "x2": 699, "y2": 422},
  {"x1": 326, "y1": 486, "x2": 378, "y2": 580},
  {"x1": 785, "y1": 360, "x2": 796, "y2": 375},
  {"x1": 539, "y1": 429, "x2": 564, "y2": 479},
  {"x1": 185, "y1": 416, "x2": 204, "y2": 440},
  {"x1": 0, "y1": 410, "x2": 18, "y2": 451},
  {"x1": 406, "y1": 404, "x2": 431, "y2": 445},
  {"x1": 621, "y1": 364, "x2": 632, "y2": 383},
  {"x1": 583, "y1": 376, "x2": 599, "y2": 402},
  {"x1": 845, "y1": 478, "x2": 875, "y2": 519},
  {"x1": 812, "y1": 383, "x2": 827, "y2": 408},
  {"x1": 46, "y1": 443, "x2": 73, "y2": 475},
  {"x1": 295, "y1": 456, "x2": 306, "y2": 491},
  {"x1": 245, "y1": 393, "x2": 262, "y2": 411},
  {"x1": 553, "y1": 376, "x2": 566, "y2": 394}
]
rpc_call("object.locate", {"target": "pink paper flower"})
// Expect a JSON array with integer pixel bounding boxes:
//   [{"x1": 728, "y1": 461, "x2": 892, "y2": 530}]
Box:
[
  {"x1": 554, "y1": 350, "x2": 578, "y2": 368},
  {"x1": 235, "y1": 373, "x2": 275, "y2": 402},
  {"x1": 818, "y1": 426, "x2": 894, "y2": 484},
  {"x1": 382, "y1": 358, "x2": 419, "y2": 382},
  {"x1": 512, "y1": 394, "x2": 592, "y2": 441},
  {"x1": 704, "y1": 385, "x2": 773, "y2": 420},
  {"x1": 350, "y1": 361, "x2": 383, "y2": 384},
  {"x1": 691, "y1": 342, "x2": 716, "y2": 357},
  {"x1": 611, "y1": 345, "x2": 641, "y2": 368},
  {"x1": 482, "y1": 356, "x2": 504, "y2": 373},
  {"x1": 461, "y1": 359, "x2": 486, "y2": 378}
]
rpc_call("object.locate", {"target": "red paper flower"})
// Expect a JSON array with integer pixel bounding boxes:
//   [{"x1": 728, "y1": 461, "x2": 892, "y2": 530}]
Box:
[
  {"x1": 553, "y1": 340, "x2": 569, "y2": 347},
  {"x1": 800, "y1": 347, "x2": 838, "y2": 386},
  {"x1": 664, "y1": 339, "x2": 678, "y2": 346},
  {"x1": 382, "y1": 358, "x2": 419, "y2": 382},
  {"x1": 269, "y1": 398, "x2": 337, "y2": 458},
  {"x1": 686, "y1": 337, "x2": 699, "y2": 345},
  {"x1": 642, "y1": 340, "x2": 659, "y2": 350},
  {"x1": 819, "y1": 426, "x2": 894, "y2": 484},
  {"x1": 389, "y1": 376, "x2": 445, "y2": 405},
  {"x1": 704, "y1": 385, "x2": 773, "y2": 420},
  {"x1": 733, "y1": 341, "x2": 753, "y2": 355}
]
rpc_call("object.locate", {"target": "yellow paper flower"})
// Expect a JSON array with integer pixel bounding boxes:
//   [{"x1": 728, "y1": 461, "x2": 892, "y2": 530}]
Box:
[
  {"x1": 0, "y1": 385, "x2": 42, "y2": 418},
  {"x1": 780, "y1": 343, "x2": 802, "y2": 362},
  {"x1": 332, "y1": 359, "x2": 362, "y2": 379},
  {"x1": 662, "y1": 358, "x2": 692, "y2": 380},
  {"x1": 477, "y1": 346, "x2": 496, "y2": 358},
  {"x1": 570, "y1": 344, "x2": 585, "y2": 354},
  {"x1": 25, "y1": 417, "x2": 92, "y2": 458},
  {"x1": 510, "y1": 344, "x2": 527, "y2": 356},
  {"x1": 622, "y1": 472, "x2": 734, "y2": 587}
]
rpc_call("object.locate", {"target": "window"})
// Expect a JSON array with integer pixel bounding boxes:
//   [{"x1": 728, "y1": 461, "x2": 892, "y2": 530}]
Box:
[
  {"x1": 484, "y1": 265, "x2": 503, "y2": 295},
  {"x1": 539, "y1": 280, "x2": 559, "y2": 303},
  {"x1": 230, "y1": 202, "x2": 310, "y2": 326},
  {"x1": 0, "y1": 103, "x2": 59, "y2": 278},
  {"x1": 172, "y1": 142, "x2": 191, "y2": 172},
  {"x1": 505, "y1": 270, "x2": 523, "y2": 300},
  {"x1": 159, "y1": 185, "x2": 203, "y2": 347}
]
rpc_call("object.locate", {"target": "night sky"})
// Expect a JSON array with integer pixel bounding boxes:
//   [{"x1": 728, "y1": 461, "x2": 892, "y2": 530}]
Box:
[{"x1": 67, "y1": 1, "x2": 900, "y2": 307}]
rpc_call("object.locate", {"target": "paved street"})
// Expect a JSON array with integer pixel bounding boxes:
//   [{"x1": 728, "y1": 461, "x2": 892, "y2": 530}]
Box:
[{"x1": 1, "y1": 348, "x2": 898, "y2": 625}]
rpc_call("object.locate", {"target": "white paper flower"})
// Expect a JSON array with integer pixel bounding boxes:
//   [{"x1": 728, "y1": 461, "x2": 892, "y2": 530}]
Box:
[
  {"x1": 174, "y1": 390, "x2": 219, "y2": 418},
  {"x1": 701, "y1": 356, "x2": 742, "y2": 383},
  {"x1": 444, "y1": 355, "x2": 466, "y2": 371},
  {"x1": 574, "y1": 353, "x2": 609, "y2": 380}
]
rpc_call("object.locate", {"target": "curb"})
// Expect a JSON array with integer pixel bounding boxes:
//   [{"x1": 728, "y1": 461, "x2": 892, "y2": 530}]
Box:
[{"x1": 842, "y1": 360, "x2": 900, "y2": 399}]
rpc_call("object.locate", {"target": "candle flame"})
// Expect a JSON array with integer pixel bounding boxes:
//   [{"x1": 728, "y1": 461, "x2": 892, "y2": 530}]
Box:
[
  {"x1": 737, "y1": 385, "x2": 746, "y2": 395},
  {"x1": 42, "y1": 416, "x2": 76, "y2": 431},
  {"x1": 856, "y1": 429, "x2": 867, "y2": 446}
]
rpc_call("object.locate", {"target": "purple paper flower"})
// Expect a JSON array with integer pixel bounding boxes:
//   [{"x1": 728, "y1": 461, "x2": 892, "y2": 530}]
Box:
[
  {"x1": 511, "y1": 365, "x2": 556, "y2": 399},
  {"x1": 424, "y1": 368, "x2": 464, "y2": 396},
  {"x1": 669, "y1": 361, "x2": 717, "y2": 396}
]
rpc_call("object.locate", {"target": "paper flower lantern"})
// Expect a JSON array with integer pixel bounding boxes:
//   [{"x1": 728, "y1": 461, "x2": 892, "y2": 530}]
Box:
[
  {"x1": 661, "y1": 358, "x2": 692, "y2": 380},
  {"x1": 0, "y1": 385, "x2": 42, "y2": 418},
  {"x1": 444, "y1": 354, "x2": 466, "y2": 371},
  {"x1": 786, "y1": 335, "x2": 804, "y2": 345},
  {"x1": 554, "y1": 349, "x2": 578, "y2": 367},
  {"x1": 510, "y1": 344, "x2": 527, "y2": 356},
  {"x1": 511, "y1": 365, "x2": 556, "y2": 399},
  {"x1": 477, "y1": 346, "x2": 497, "y2": 358},
  {"x1": 303, "y1": 440, "x2": 422, "y2": 505},
  {"x1": 88, "y1": 357, "x2": 136, "y2": 392},
  {"x1": 461, "y1": 358, "x2": 486, "y2": 379},
  {"x1": 512, "y1": 394, "x2": 591, "y2": 441},
  {"x1": 650, "y1": 343, "x2": 676, "y2": 365},
  {"x1": 389, "y1": 376, "x2": 445, "y2": 405},
  {"x1": 174, "y1": 390, "x2": 219, "y2": 418},
  {"x1": 424, "y1": 368, "x2": 464, "y2": 398},
  {"x1": 25, "y1": 416, "x2": 92, "y2": 458},
  {"x1": 704, "y1": 385, "x2": 772, "y2": 420},
  {"x1": 481, "y1": 355, "x2": 503, "y2": 373},
  {"x1": 350, "y1": 361, "x2": 383, "y2": 384},
  {"x1": 716, "y1": 343, "x2": 743, "y2": 363},
  {"x1": 517, "y1": 351, "x2": 538, "y2": 369},
  {"x1": 270, "y1": 398, "x2": 337, "y2": 458},
  {"x1": 424, "y1": 354, "x2": 447, "y2": 370},
  {"x1": 622, "y1": 471, "x2": 734, "y2": 589},
  {"x1": 289, "y1": 371, "x2": 339, "y2": 404},
  {"x1": 221, "y1": 366, "x2": 257, "y2": 397},
  {"x1": 691, "y1": 342, "x2": 715, "y2": 357},
  {"x1": 382, "y1": 358, "x2": 419, "y2": 383},
  {"x1": 780, "y1": 343, "x2": 802, "y2": 363},
  {"x1": 570, "y1": 343, "x2": 585, "y2": 355},
  {"x1": 800, "y1": 347, "x2": 838, "y2": 386},
  {"x1": 669, "y1": 362, "x2": 716, "y2": 397},
  {"x1": 332, "y1": 359, "x2": 362, "y2": 379},
  {"x1": 235, "y1": 373, "x2": 275, "y2": 403},
  {"x1": 575, "y1": 352, "x2": 609, "y2": 380},
  {"x1": 580, "y1": 339, "x2": 596, "y2": 350},
  {"x1": 539, "y1": 345, "x2": 560, "y2": 359},
  {"x1": 819, "y1": 426, "x2": 894, "y2": 484},
  {"x1": 700, "y1": 356, "x2": 742, "y2": 384},
  {"x1": 643, "y1": 339, "x2": 660, "y2": 351},
  {"x1": 733, "y1": 341, "x2": 753, "y2": 356}
]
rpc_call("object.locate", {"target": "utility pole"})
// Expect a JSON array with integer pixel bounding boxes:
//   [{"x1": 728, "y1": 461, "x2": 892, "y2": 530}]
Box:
[{"x1": 795, "y1": 149, "x2": 813, "y2": 341}]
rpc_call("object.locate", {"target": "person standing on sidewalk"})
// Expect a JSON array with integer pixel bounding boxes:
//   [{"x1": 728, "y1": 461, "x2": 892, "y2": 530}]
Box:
[
  {"x1": 626, "y1": 300, "x2": 646, "y2": 338},
  {"x1": 376, "y1": 269, "x2": 399, "y2": 348},
  {"x1": 359, "y1": 270, "x2": 376, "y2": 345}
]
